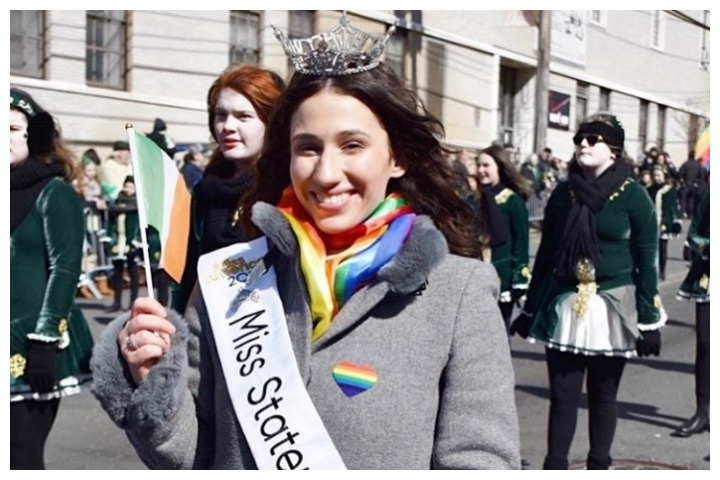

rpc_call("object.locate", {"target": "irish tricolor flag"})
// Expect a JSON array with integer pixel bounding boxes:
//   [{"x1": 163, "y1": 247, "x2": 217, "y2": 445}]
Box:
[{"x1": 127, "y1": 127, "x2": 191, "y2": 285}]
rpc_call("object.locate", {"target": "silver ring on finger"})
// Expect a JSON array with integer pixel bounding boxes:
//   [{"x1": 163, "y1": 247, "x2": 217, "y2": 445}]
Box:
[{"x1": 126, "y1": 333, "x2": 138, "y2": 351}]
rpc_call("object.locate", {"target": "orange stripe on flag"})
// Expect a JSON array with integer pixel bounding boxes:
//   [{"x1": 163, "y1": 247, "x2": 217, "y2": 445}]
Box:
[{"x1": 163, "y1": 175, "x2": 192, "y2": 282}]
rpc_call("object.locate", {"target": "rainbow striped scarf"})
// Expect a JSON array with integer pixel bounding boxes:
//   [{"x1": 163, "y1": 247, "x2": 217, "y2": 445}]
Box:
[{"x1": 277, "y1": 188, "x2": 416, "y2": 341}]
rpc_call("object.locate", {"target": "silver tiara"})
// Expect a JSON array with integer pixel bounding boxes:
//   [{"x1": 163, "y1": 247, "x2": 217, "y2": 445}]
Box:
[{"x1": 272, "y1": 12, "x2": 396, "y2": 76}]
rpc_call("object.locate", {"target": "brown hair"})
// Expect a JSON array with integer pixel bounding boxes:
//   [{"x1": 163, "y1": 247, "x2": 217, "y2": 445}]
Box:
[
  {"x1": 242, "y1": 63, "x2": 484, "y2": 259},
  {"x1": 51, "y1": 136, "x2": 79, "y2": 182},
  {"x1": 479, "y1": 145, "x2": 532, "y2": 200},
  {"x1": 205, "y1": 64, "x2": 285, "y2": 172},
  {"x1": 11, "y1": 104, "x2": 78, "y2": 182}
]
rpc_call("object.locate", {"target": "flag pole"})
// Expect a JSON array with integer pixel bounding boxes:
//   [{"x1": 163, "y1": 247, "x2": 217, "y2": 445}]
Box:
[{"x1": 126, "y1": 123, "x2": 155, "y2": 300}]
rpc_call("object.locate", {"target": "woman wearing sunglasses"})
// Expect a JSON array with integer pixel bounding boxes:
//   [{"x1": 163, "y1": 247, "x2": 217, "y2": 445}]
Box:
[{"x1": 510, "y1": 112, "x2": 665, "y2": 470}]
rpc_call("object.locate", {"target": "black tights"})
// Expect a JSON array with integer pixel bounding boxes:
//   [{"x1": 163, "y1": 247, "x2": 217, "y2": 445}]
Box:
[
  {"x1": 498, "y1": 301, "x2": 514, "y2": 333},
  {"x1": 153, "y1": 268, "x2": 170, "y2": 307},
  {"x1": 112, "y1": 258, "x2": 139, "y2": 308},
  {"x1": 543, "y1": 348, "x2": 627, "y2": 470},
  {"x1": 695, "y1": 302, "x2": 710, "y2": 413},
  {"x1": 11, "y1": 399, "x2": 60, "y2": 469}
]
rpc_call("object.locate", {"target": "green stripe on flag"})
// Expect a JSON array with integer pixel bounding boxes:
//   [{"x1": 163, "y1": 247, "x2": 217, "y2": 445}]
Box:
[{"x1": 134, "y1": 132, "x2": 166, "y2": 232}]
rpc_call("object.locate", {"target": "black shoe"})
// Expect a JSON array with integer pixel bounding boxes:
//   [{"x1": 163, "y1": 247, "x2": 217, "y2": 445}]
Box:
[
  {"x1": 671, "y1": 413, "x2": 710, "y2": 437},
  {"x1": 104, "y1": 302, "x2": 121, "y2": 313},
  {"x1": 659, "y1": 271, "x2": 666, "y2": 281},
  {"x1": 521, "y1": 458, "x2": 531, "y2": 470}
]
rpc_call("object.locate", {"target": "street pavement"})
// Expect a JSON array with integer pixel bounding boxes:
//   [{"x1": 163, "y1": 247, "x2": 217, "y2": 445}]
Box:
[{"x1": 45, "y1": 219, "x2": 711, "y2": 469}]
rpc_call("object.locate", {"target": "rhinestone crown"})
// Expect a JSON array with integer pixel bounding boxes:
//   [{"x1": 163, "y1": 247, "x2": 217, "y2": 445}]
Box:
[{"x1": 272, "y1": 12, "x2": 396, "y2": 76}]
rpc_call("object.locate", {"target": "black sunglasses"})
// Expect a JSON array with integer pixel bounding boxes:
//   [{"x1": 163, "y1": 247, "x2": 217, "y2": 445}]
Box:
[{"x1": 573, "y1": 133, "x2": 605, "y2": 147}]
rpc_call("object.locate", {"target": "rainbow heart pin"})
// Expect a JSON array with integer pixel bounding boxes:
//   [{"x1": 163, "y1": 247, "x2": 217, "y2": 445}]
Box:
[{"x1": 333, "y1": 361, "x2": 378, "y2": 397}]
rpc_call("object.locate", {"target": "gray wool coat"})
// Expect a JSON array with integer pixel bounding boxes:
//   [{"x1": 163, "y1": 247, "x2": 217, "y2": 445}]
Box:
[{"x1": 91, "y1": 203, "x2": 521, "y2": 470}]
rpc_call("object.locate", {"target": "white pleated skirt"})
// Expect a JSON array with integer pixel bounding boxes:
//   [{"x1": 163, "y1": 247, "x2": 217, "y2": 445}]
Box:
[{"x1": 532, "y1": 292, "x2": 637, "y2": 357}]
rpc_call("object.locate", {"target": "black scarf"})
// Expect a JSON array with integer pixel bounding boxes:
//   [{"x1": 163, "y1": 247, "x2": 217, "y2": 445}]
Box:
[
  {"x1": 10, "y1": 158, "x2": 65, "y2": 234},
  {"x1": 480, "y1": 183, "x2": 511, "y2": 247},
  {"x1": 555, "y1": 160, "x2": 632, "y2": 280},
  {"x1": 194, "y1": 160, "x2": 256, "y2": 254},
  {"x1": 646, "y1": 182, "x2": 664, "y2": 202},
  {"x1": 111, "y1": 191, "x2": 138, "y2": 212}
]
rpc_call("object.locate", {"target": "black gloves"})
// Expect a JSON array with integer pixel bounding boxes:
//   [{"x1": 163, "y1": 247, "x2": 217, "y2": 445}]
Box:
[
  {"x1": 509, "y1": 313, "x2": 532, "y2": 339},
  {"x1": 511, "y1": 288, "x2": 526, "y2": 305},
  {"x1": 635, "y1": 330, "x2": 661, "y2": 357},
  {"x1": 27, "y1": 111, "x2": 56, "y2": 156},
  {"x1": 24, "y1": 339, "x2": 58, "y2": 393},
  {"x1": 670, "y1": 221, "x2": 682, "y2": 235}
]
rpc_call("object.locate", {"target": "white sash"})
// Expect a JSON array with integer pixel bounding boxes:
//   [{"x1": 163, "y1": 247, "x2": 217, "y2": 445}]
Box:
[{"x1": 198, "y1": 237, "x2": 346, "y2": 470}]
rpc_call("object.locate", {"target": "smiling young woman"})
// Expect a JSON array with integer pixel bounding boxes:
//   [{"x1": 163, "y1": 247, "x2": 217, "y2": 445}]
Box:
[
  {"x1": 287, "y1": 90, "x2": 406, "y2": 236},
  {"x1": 477, "y1": 145, "x2": 532, "y2": 330},
  {"x1": 91, "y1": 16, "x2": 519, "y2": 470}
]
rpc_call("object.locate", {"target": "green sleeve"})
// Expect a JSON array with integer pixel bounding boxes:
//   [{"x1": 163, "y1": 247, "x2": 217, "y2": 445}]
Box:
[
  {"x1": 670, "y1": 187, "x2": 681, "y2": 220},
  {"x1": 507, "y1": 194, "x2": 530, "y2": 289},
  {"x1": 627, "y1": 185, "x2": 662, "y2": 328},
  {"x1": 34, "y1": 181, "x2": 85, "y2": 339},
  {"x1": 147, "y1": 226, "x2": 162, "y2": 267},
  {"x1": 660, "y1": 187, "x2": 680, "y2": 232},
  {"x1": 687, "y1": 190, "x2": 710, "y2": 255},
  {"x1": 523, "y1": 184, "x2": 568, "y2": 315},
  {"x1": 128, "y1": 210, "x2": 142, "y2": 247}
]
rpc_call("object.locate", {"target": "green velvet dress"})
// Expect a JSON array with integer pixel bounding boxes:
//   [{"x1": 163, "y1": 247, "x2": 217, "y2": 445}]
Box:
[
  {"x1": 523, "y1": 179, "x2": 665, "y2": 356},
  {"x1": 677, "y1": 190, "x2": 709, "y2": 303},
  {"x1": 489, "y1": 188, "x2": 530, "y2": 302},
  {"x1": 652, "y1": 183, "x2": 681, "y2": 240},
  {"x1": 10, "y1": 178, "x2": 94, "y2": 401}
]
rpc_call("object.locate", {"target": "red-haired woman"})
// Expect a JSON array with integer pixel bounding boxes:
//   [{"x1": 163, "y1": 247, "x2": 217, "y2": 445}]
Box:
[{"x1": 173, "y1": 65, "x2": 285, "y2": 312}]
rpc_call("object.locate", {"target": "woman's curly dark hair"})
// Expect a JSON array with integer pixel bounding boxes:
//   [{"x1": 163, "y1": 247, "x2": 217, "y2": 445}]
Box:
[{"x1": 241, "y1": 63, "x2": 483, "y2": 259}]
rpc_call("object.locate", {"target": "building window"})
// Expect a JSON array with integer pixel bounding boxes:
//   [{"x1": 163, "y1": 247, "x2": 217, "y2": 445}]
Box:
[
  {"x1": 639, "y1": 99, "x2": 649, "y2": 157},
  {"x1": 589, "y1": 11, "x2": 606, "y2": 28},
  {"x1": 287, "y1": 11, "x2": 315, "y2": 72},
  {"x1": 387, "y1": 11, "x2": 413, "y2": 79},
  {"x1": 575, "y1": 82, "x2": 588, "y2": 128},
  {"x1": 650, "y1": 10, "x2": 665, "y2": 51},
  {"x1": 230, "y1": 11, "x2": 260, "y2": 66},
  {"x1": 688, "y1": 114, "x2": 701, "y2": 154},
  {"x1": 86, "y1": 11, "x2": 127, "y2": 89},
  {"x1": 498, "y1": 66, "x2": 517, "y2": 150},
  {"x1": 385, "y1": 28, "x2": 407, "y2": 78},
  {"x1": 700, "y1": 10, "x2": 710, "y2": 68},
  {"x1": 657, "y1": 105, "x2": 666, "y2": 150},
  {"x1": 10, "y1": 10, "x2": 45, "y2": 78},
  {"x1": 599, "y1": 87, "x2": 611, "y2": 111}
]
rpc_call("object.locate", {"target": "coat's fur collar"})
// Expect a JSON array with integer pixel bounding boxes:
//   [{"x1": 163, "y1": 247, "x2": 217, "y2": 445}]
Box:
[{"x1": 250, "y1": 202, "x2": 448, "y2": 294}]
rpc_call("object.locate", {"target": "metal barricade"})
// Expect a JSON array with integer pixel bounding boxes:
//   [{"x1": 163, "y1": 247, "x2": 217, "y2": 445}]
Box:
[
  {"x1": 526, "y1": 190, "x2": 549, "y2": 222},
  {"x1": 77, "y1": 205, "x2": 113, "y2": 299}
]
